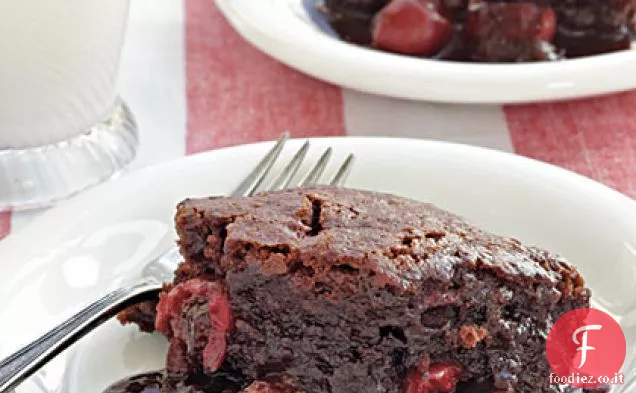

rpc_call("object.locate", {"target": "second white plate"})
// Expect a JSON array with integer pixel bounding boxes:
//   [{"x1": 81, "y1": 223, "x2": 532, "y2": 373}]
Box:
[{"x1": 216, "y1": 0, "x2": 636, "y2": 104}]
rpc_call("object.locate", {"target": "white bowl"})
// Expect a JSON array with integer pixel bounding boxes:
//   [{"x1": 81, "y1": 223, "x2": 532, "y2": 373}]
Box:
[{"x1": 216, "y1": 0, "x2": 636, "y2": 104}]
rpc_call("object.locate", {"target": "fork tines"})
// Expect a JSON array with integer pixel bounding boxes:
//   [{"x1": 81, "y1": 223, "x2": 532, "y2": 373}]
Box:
[{"x1": 231, "y1": 134, "x2": 354, "y2": 197}]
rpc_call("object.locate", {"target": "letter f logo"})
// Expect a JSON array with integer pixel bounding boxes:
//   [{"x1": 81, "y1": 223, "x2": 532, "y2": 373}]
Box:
[{"x1": 572, "y1": 325, "x2": 603, "y2": 368}]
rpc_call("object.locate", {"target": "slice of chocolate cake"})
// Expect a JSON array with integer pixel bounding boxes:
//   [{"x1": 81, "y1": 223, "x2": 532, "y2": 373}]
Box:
[{"x1": 121, "y1": 186, "x2": 592, "y2": 393}]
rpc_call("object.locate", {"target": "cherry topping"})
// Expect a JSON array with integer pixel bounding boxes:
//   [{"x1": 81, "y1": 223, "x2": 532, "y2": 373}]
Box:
[
  {"x1": 537, "y1": 8, "x2": 557, "y2": 42},
  {"x1": 466, "y1": 3, "x2": 543, "y2": 40},
  {"x1": 465, "y1": 2, "x2": 559, "y2": 61},
  {"x1": 466, "y1": 2, "x2": 556, "y2": 42},
  {"x1": 407, "y1": 362, "x2": 463, "y2": 393},
  {"x1": 372, "y1": 0, "x2": 453, "y2": 56}
]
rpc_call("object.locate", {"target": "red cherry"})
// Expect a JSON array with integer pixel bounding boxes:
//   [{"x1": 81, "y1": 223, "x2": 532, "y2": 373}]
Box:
[
  {"x1": 428, "y1": 363, "x2": 462, "y2": 392},
  {"x1": 155, "y1": 283, "x2": 191, "y2": 337},
  {"x1": 536, "y1": 7, "x2": 557, "y2": 42},
  {"x1": 406, "y1": 373, "x2": 428, "y2": 393},
  {"x1": 208, "y1": 289, "x2": 233, "y2": 331},
  {"x1": 202, "y1": 333, "x2": 227, "y2": 372},
  {"x1": 406, "y1": 362, "x2": 463, "y2": 393},
  {"x1": 155, "y1": 279, "x2": 233, "y2": 374},
  {"x1": 372, "y1": 0, "x2": 453, "y2": 56}
]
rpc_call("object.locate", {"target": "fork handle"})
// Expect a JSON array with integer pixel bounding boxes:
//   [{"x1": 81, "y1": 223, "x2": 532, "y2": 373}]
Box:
[{"x1": 0, "y1": 279, "x2": 162, "y2": 393}]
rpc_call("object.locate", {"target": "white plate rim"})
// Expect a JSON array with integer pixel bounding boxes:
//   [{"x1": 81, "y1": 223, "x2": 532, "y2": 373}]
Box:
[{"x1": 4, "y1": 136, "x2": 636, "y2": 245}]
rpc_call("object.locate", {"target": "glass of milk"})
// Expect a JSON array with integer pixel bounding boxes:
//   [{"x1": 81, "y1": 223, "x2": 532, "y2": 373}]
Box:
[{"x1": 0, "y1": 0, "x2": 138, "y2": 210}]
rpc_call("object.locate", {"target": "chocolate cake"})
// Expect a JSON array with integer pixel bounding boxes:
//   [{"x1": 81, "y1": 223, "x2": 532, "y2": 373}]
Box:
[
  {"x1": 320, "y1": 0, "x2": 635, "y2": 62},
  {"x1": 119, "y1": 186, "x2": 592, "y2": 393}
]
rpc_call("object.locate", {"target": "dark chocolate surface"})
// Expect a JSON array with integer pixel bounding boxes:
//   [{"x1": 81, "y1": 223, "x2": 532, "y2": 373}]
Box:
[
  {"x1": 101, "y1": 371, "x2": 607, "y2": 393},
  {"x1": 175, "y1": 186, "x2": 585, "y2": 291}
]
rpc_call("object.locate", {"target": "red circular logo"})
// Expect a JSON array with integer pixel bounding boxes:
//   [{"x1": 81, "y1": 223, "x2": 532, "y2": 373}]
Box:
[{"x1": 546, "y1": 308, "x2": 626, "y2": 388}]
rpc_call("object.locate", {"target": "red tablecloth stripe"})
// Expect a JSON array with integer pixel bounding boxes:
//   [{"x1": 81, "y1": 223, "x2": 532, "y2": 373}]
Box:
[
  {"x1": 505, "y1": 91, "x2": 636, "y2": 198},
  {"x1": 184, "y1": 1, "x2": 347, "y2": 154},
  {"x1": 0, "y1": 211, "x2": 11, "y2": 240}
]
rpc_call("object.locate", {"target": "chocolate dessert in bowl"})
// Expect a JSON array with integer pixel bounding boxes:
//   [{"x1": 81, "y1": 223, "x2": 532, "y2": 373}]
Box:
[{"x1": 318, "y1": 0, "x2": 635, "y2": 62}]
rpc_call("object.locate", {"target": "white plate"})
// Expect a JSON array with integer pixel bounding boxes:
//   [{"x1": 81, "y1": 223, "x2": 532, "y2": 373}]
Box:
[
  {"x1": 1, "y1": 137, "x2": 636, "y2": 393},
  {"x1": 215, "y1": 0, "x2": 636, "y2": 104}
]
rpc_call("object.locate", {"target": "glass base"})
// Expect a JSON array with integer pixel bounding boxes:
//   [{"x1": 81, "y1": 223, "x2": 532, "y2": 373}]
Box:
[{"x1": 0, "y1": 99, "x2": 138, "y2": 211}]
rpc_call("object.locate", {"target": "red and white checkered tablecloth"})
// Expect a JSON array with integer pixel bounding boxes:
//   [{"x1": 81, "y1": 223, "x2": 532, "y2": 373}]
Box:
[{"x1": 2, "y1": 0, "x2": 636, "y2": 240}]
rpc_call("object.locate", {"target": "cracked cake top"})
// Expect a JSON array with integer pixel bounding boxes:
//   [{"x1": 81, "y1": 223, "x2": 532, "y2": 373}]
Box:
[{"x1": 175, "y1": 186, "x2": 586, "y2": 296}]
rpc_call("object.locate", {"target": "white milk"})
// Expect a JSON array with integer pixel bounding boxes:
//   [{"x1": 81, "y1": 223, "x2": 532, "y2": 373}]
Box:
[{"x1": 0, "y1": 0, "x2": 130, "y2": 149}]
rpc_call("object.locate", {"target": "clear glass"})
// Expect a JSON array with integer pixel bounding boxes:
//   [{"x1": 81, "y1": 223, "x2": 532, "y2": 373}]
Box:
[{"x1": 0, "y1": 0, "x2": 138, "y2": 211}]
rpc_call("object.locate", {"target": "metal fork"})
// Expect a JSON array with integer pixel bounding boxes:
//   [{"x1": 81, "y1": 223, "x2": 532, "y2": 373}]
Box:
[{"x1": 0, "y1": 134, "x2": 354, "y2": 393}]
